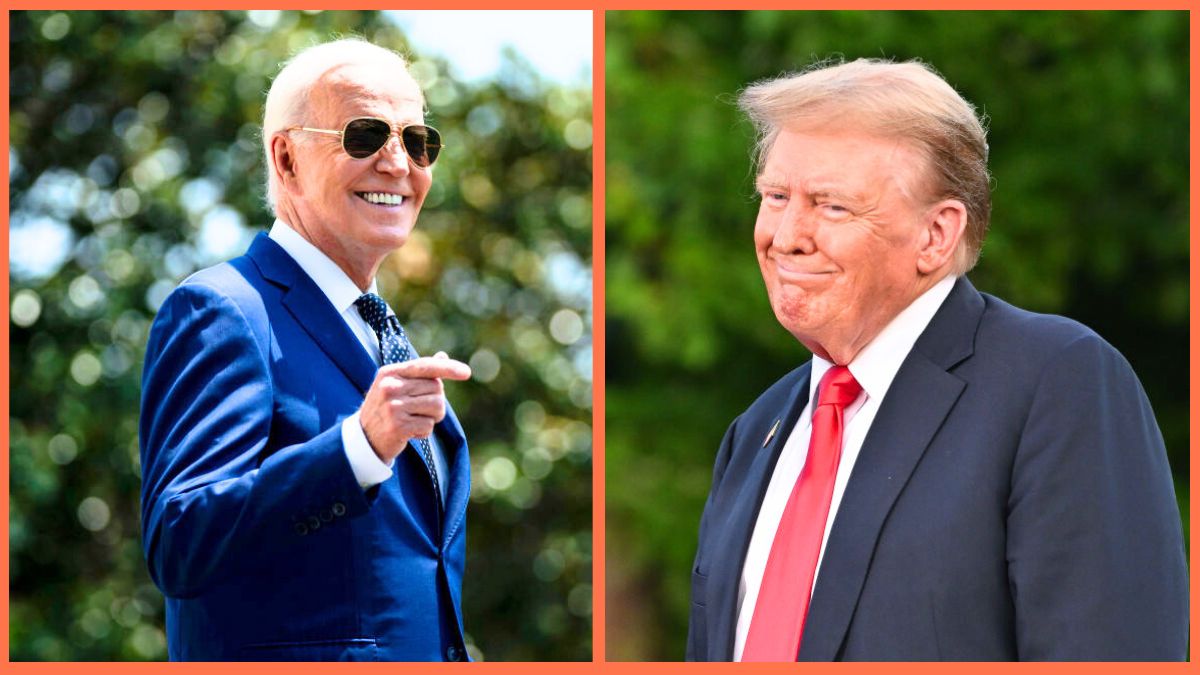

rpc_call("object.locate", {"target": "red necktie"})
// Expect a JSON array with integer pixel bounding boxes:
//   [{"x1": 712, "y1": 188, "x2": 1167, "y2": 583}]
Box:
[{"x1": 742, "y1": 365, "x2": 863, "y2": 661}]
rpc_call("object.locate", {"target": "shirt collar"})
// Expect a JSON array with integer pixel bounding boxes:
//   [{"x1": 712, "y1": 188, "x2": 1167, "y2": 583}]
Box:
[
  {"x1": 809, "y1": 275, "x2": 957, "y2": 405},
  {"x1": 268, "y1": 219, "x2": 381, "y2": 315}
]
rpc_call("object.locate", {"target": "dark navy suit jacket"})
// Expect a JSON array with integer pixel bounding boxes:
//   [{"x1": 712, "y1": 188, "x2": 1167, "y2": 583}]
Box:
[
  {"x1": 687, "y1": 277, "x2": 1187, "y2": 661},
  {"x1": 140, "y1": 233, "x2": 470, "y2": 661}
]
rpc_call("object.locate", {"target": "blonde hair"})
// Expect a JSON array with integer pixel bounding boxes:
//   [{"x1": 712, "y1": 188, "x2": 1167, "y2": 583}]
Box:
[
  {"x1": 261, "y1": 38, "x2": 415, "y2": 212},
  {"x1": 739, "y1": 58, "x2": 991, "y2": 274}
]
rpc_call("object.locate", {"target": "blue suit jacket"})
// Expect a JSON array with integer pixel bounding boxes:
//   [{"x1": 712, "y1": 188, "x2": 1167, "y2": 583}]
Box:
[
  {"x1": 687, "y1": 277, "x2": 1187, "y2": 661},
  {"x1": 140, "y1": 233, "x2": 470, "y2": 661}
]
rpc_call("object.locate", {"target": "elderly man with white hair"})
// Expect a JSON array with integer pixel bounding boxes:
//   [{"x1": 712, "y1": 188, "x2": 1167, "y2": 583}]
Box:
[
  {"x1": 687, "y1": 59, "x2": 1187, "y2": 661},
  {"x1": 139, "y1": 38, "x2": 473, "y2": 661}
]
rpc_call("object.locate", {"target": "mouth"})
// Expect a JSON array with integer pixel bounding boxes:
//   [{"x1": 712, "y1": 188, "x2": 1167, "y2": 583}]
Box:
[
  {"x1": 356, "y1": 191, "x2": 406, "y2": 207},
  {"x1": 772, "y1": 256, "x2": 836, "y2": 283}
]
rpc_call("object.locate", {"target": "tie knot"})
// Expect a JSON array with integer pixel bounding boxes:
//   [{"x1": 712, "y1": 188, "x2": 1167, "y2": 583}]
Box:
[
  {"x1": 354, "y1": 293, "x2": 390, "y2": 333},
  {"x1": 817, "y1": 365, "x2": 862, "y2": 408}
]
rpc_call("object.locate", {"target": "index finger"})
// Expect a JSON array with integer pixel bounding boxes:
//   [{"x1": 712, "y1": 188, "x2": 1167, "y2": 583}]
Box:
[{"x1": 382, "y1": 357, "x2": 472, "y2": 381}]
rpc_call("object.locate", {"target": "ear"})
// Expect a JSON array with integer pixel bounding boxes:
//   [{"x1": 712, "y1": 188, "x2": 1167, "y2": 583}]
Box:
[
  {"x1": 916, "y1": 199, "x2": 967, "y2": 275},
  {"x1": 270, "y1": 133, "x2": 303, "y2": 197}
]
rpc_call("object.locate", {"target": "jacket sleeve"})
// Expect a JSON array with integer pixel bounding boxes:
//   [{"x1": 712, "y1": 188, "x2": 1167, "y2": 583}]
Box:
[
  {"x1": 1006, "y1": 332, "x2": 1188, "y2": 660},
  {"x1": 686, "y1": 414, "x2": 740, "y2": 661},
  {"x1": 139, "y1": 281, "x2": 373, "y2": 599}
]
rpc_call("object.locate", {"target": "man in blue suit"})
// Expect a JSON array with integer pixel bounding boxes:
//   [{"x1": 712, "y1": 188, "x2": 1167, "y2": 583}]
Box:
[
  {"x1": 686, "y1": 59, "x2": 1187, "y2": 661},
  {"x1": 140, "y1": 39, "x2": 473, "y2": 661}
]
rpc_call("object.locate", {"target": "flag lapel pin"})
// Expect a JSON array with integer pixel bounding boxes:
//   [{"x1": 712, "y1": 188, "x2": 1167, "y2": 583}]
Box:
[{"x1": 763, "y1": 419, "x2": 781, "y2": 448}]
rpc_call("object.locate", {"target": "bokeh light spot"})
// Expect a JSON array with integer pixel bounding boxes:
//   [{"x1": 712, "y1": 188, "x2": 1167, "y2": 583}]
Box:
[
  {"x1": 70, "y1": 351, "x2": 102, "y2": 386},
  {"x1": 40, "y1": 13, "x2": 71, "y2": 41},
  {"x1": 549, "y1": 309, "x2": 583, "y2": 345},
  {"x1": 533, "y1": 547, "x2": 565, "y2": 581},
  {"x1": 468, "y1": 348, "x2": 501, "y2": 383},
  {"x1": 110, "y1": 188, "x2": 141, "y2": 219},
  {"x1": 247, "y1": 10, "x2": 281, "y2": 28},
  {"x1": 563, "y1": 119, "x2": 592, "y2": 150},
  {"x1": 481, "y1": 456, "x2": 517, "y2": 491},
  {"x1": 11, "y1": 289, "x2": 42, "y2": 327},
  {"x1": 145, "y1": 279, "x2": 176, "y2": 313},
  {"x1": 521, "y1": 446, "x2": 553, "y2": 480},
  {"x1": 68, "y1": 275, "x2": 104, "y2": 312},
  {"x1": 48, "y1": 434, "x2": 79, "y2": 465},
  {"x1": 77, "y1": 496, "x2": 111, "y2": 531},
  {"x1": 567, "y1": 583, "x2": 592, "y2": 617},
  {"x1": 137, "y1": 92, "x2": 170, "y2": 124},
  {"x1": 515, "y1": 400, "x2": 546, "y2": 432},
  {"x1": 129, "y1": 625, "x2": 166, "y2": 659}
]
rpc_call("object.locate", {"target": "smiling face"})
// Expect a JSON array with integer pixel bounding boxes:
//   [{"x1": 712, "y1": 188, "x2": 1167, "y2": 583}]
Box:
[
  {"x1": 755, "y1": 126, "x2": 939, "y2": 363},
  {"x1": 279, "y1": 62, "x2": 431, "y2": 287}
]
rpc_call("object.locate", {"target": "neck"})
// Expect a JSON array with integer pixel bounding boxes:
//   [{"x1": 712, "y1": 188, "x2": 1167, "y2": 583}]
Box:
[{"x1": 275, "y1": 206, "x2": 381, "y2": 291}]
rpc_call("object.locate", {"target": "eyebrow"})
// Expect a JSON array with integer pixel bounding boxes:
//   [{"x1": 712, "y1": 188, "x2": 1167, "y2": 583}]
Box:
[
  {"x1": 755, "y1": 175, "x2": 865, "y2": 203},
  {"x1": 809, "y1": 187, "x2": 864, "y2": 203},
  {"x1": 755, "y1": 177, "x2": 787, "y2": 192}
]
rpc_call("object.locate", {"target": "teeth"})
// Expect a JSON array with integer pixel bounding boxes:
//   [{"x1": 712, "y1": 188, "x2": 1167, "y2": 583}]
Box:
[{"x1": 360, "y1": 192, "x2": 404, "y2": 206}]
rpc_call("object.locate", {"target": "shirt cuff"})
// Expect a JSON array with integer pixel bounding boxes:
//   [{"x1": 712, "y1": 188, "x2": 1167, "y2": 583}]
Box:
[{"x1": 341, "y1": 411, "x2": 394, "y2": 489}]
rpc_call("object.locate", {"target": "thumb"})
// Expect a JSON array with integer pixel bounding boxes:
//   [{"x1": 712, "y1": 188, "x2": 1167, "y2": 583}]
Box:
[{"x1": 433, "y1": 351, "x2": 449, "y2": 359}]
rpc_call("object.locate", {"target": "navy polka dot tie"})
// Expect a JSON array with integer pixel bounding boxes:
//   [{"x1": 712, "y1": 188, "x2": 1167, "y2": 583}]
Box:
[{"x1": 354, "y1": 292, "x2": 441, "y2": 505}]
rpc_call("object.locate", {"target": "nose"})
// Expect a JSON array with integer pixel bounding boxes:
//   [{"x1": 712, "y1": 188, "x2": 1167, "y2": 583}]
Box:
[
  {"x1": 773, "y1": 200, "x2": 818, "y2": 255},
  {"x1": 373, "y1": 133, "x2": 411, "y2": 177}
]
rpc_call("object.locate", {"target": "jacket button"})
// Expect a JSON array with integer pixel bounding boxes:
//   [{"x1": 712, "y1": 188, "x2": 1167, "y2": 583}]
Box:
[
  {"x1": 294, "y1": 521, "x2": 308, "y2": 536},
  {"x1": 446, "y1": 645, "x2": 463, "y2": 661},
  {"x1": 332, "y1": 502, "x2": 346, "y2": 517},
  {"x1": 307, "y1": 516, "x2": 321, "y2": 531},
  {"x1": 319, "y1": 509, "x2": 333, "y2": 522}
]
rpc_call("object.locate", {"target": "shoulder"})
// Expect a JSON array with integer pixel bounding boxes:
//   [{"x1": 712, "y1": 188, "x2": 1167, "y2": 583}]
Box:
[
  {"x1": 148, "y1": 254, "x2": 274, "y2": 355},
  {"x1": 977, "y1": 291, "x2": 1123, "y2": 364},
  {"x1": 178, "y1": 254, "x2": 269, "y2": 309},
  {"x1": 968, "y1": 291, "x2": 1138, "y2": 398},
  {"x1": 979, "y1": 292, "x2": 1096, "y2": 346}
]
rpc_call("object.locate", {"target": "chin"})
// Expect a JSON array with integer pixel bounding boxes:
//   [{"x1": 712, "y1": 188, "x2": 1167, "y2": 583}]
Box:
[
  {"x1": 771, "y1": 291, "x2": 828, "y2": 336},
  {"x1": 367, "y1": 218, "x2": 415, "y2": 245},
  {"x1": 770, "y1": 283, "x2": 811, "y2": 316},
  {"x1": 371, "y1": 233, "x2": 411, "y2": 255}
]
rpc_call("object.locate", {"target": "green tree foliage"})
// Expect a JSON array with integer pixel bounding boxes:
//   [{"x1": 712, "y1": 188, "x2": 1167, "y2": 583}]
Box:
[
  {"x1": 10, "y1": 10, "x2": 592, "y2": 661},
  {"x1": 605, "y1": 10, "x2": 1187, "y2": 661}
]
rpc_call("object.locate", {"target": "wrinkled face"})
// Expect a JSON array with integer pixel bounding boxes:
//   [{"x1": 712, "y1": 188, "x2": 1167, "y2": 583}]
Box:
[
  {"x1": 754, "y1": 127, "x2": 931, "y2": 361},
  {"x1": 290, "y1": 62, "x2": 432, "y2": 263}
]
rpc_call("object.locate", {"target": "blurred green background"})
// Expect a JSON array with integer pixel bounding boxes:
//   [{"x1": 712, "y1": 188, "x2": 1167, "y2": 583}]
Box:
[
  {"x1": 605, "y1": 10, "x2": 1188, "y2": 661},
  {"x1": 9, "y1": 10, "x2": 592, "y2": 661}
]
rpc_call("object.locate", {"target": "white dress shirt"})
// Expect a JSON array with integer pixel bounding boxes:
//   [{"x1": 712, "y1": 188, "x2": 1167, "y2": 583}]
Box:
[
  {"x1": 268, "y1": 220, "x2": 448, "y2": 498},
  {"x1": 733, "y1": 275, "x2": 957, "y2": 661}
]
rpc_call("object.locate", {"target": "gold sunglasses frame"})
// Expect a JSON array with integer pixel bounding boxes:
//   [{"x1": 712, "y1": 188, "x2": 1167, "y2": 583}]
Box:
[{"x1": 285, "y1": 117, "x2": 444, "y2": 167}]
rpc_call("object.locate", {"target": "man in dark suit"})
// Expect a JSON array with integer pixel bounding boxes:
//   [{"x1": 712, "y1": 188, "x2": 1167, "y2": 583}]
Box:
[
  {"x1": 139, "y1": 38, "x2": 473, "y2": 661},
  {"x1": 686, "y1": 59, "x2": 1187, "y2": 661}
]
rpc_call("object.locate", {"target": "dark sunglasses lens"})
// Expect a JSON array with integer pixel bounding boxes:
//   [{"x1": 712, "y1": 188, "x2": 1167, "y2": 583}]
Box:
[
  {"x1": 402, "y1": 125, "x2": 442, "y2": 167},
  {"x1": 342, "y1": 119, "x2": 391, "y2": 158}
]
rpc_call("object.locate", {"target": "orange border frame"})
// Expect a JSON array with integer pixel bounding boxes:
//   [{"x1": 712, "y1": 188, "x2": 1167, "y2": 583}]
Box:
[
  {"x1": 2, "y1": 2, "x2": 1196, "y2": 670},
  {"x1": 593, "y1": 6, "x2": 607, "y2": 666}
]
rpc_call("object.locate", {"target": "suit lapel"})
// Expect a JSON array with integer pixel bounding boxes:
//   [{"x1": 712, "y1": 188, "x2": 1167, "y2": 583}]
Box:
[
  {"x1": 247, "y1": 233, "x2": 466, "y2": 543},
  {"x1": 437, "y1": 404, "x2": 470, "y2": 549},
  {"x1": 245, "y1": 233, "x2": 377, "y2": 394},
  {"x1": 708, "y1": 363, "x2": 813, "y2": 661},
  {"x1": 798, "y1": 277, "x2": 984, "y2": 660}
]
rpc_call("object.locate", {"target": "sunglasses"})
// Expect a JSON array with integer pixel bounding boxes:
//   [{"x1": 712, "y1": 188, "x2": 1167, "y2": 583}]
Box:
[{"x1": 287, "y1": 117, "x2": 443, "y2": 167}]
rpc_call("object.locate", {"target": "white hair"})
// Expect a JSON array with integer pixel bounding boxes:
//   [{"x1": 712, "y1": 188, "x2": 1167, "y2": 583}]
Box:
[{"x1": 261, "y1": 37, "x2": 415, "y2": 213}]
